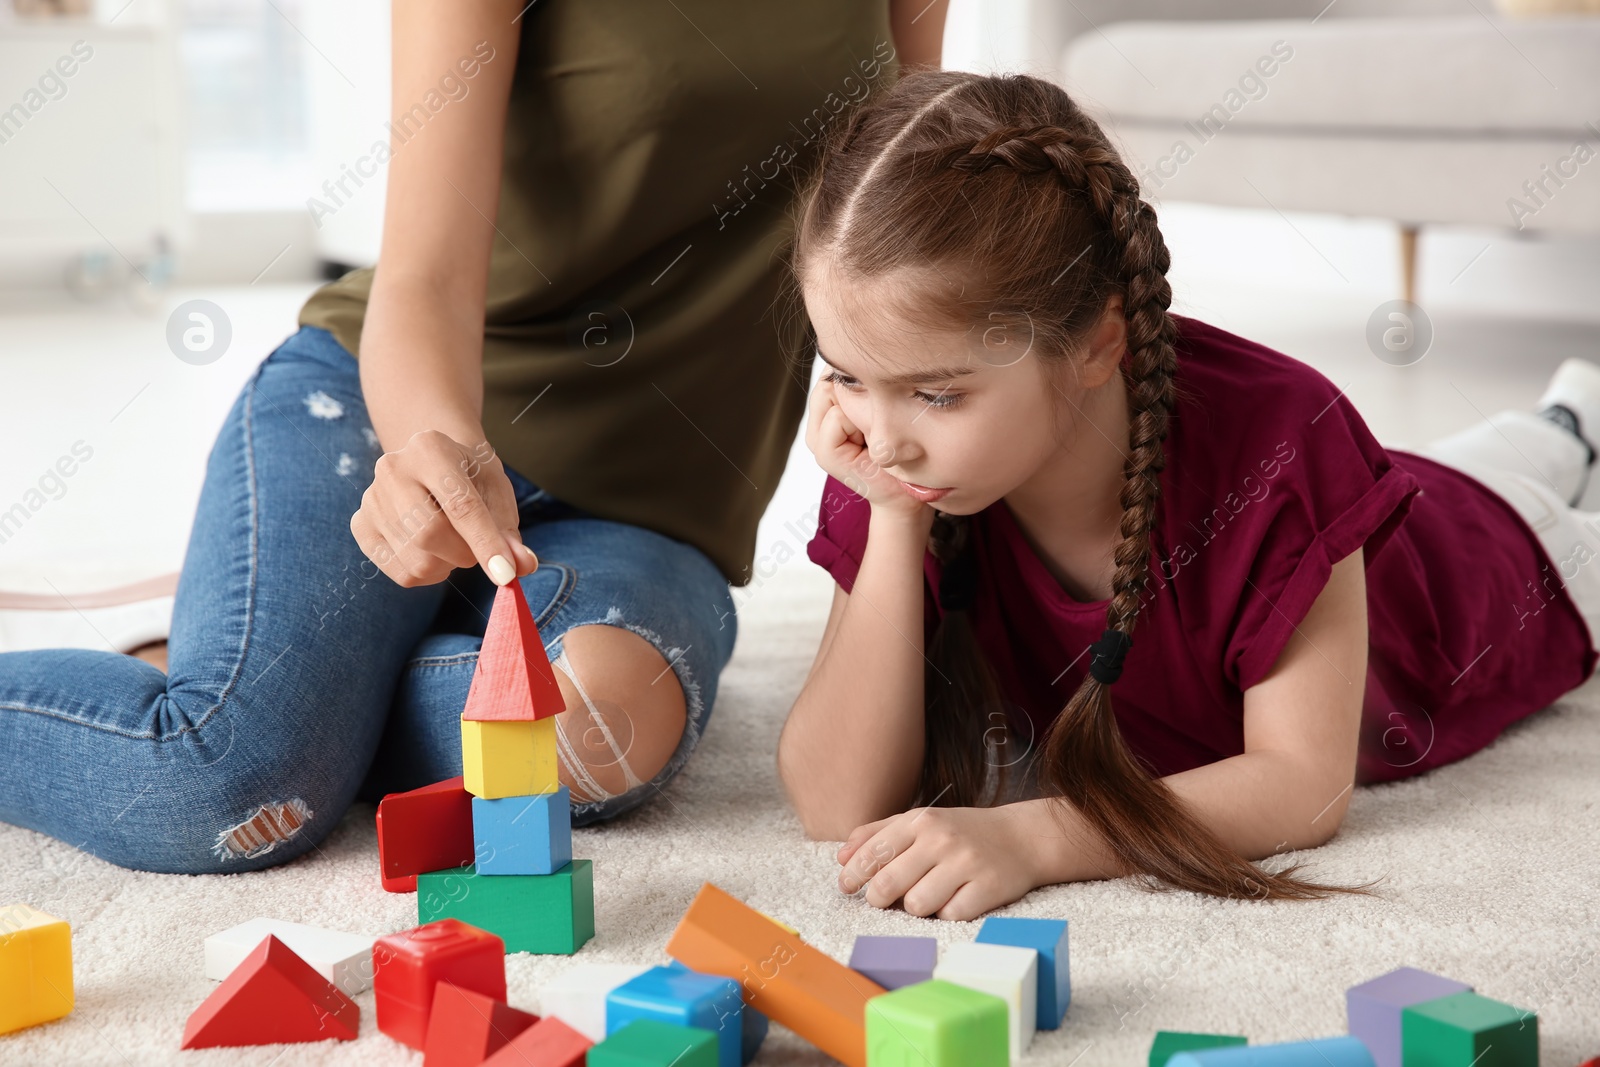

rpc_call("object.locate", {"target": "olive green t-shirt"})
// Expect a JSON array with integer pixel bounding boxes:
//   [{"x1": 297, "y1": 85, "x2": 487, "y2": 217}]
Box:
[{"x1": 298, "y1": 1, "x2": 899, "y2": 586}]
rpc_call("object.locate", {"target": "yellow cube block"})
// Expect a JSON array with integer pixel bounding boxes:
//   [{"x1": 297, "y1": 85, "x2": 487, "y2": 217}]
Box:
[
  {"x1": 1, "y1": 904, "x2": 74, "y2": 1035},
  {"x1": 461, "y1": 716, "x2": 559, "y2": 798}
]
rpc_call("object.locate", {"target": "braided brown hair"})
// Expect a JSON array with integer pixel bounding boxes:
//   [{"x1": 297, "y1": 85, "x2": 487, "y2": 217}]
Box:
[{"x1": 788, "y1": 69, "x2": 1377, "y2": 900}]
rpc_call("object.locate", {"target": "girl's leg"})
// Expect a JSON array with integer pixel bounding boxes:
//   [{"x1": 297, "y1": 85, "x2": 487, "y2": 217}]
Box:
[
  {"x1": 0, "y1": 326, "x2": 445, "y2": 873},
  {"x1": 1414, "y1": 360, "x2": 1600, "y2": 648},
  {"x1": 356, "y1": 474, "x2": 739, "y2": 827}
]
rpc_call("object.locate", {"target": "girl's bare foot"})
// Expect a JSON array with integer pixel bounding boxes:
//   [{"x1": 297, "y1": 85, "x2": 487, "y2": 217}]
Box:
[{"x1": 129, "y1": 641, "x2": 168, "y2": 673}]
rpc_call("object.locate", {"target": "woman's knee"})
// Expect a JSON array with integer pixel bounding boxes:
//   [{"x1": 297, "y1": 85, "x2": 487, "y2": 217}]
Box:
[{"x1": 549, "y1": 623, "x2": 689, "y2": 803}]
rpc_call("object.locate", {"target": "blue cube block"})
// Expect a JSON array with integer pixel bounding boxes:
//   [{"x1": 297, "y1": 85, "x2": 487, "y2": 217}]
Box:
[
  {"x1": 609, "y1": 964, "x2": 743, "y2": 1067},
  {"x1": 471, "y1": 785, "x2": 571, "y2": 875},
  {"x1": 666, "y1": 958, "x2": 766, "y2": 1064},
  {"x1": 976, "y1": 916, "x2": 1071, "y2": 1028}
]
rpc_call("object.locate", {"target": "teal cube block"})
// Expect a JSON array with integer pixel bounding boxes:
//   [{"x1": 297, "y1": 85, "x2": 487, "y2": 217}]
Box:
[
  {"x1": 590, "y1": 1018, "x2": 718, "y2": 1066},
  {"x1": 1151, "y1": 1031, "x2": 1248, "y2": 1065},
  {"x1": 1401, "y1": 991, "x2": 1537, "y2": 1067},
  {"x1": 417, "y1": 859, "x2": 593, "y2": 954}
]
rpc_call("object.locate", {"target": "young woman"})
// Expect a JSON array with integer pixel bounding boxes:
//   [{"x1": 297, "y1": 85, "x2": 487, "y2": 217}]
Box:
[
  {"x1": 0, "y1": 1, "x2": 945, "y2": 873},
  {"x1": 776, "y1": 69, "x2": 1600, "y2": 920}
]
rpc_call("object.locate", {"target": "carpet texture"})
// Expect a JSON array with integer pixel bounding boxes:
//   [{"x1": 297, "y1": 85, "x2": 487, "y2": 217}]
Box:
[{"x1": 2, "y1": 562, "x2": 1597, "y2": 1065}]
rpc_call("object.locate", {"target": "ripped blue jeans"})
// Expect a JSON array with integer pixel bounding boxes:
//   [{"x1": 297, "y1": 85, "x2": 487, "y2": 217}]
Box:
[{"x1": 0, "y1": 325, "x2": 738, "y2": 874}]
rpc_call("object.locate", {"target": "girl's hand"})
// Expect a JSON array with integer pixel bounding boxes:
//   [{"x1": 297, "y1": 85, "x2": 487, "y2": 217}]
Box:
[
  {"x1": 835, "y1": 805, "x2": 1043, "y2": 922},
  {"x1": 351, "y1": 429, "x2": 538, "y2": 588},
  {"x1": 803, "y1": 377, "x2": 931, "y2": 520}
]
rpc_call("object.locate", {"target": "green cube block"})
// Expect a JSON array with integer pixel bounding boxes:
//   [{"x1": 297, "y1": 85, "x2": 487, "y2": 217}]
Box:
[
  {"x1": 866, "y1": 978, "x2": 1009, "y2": 1065},
  {"x1": 1402, "y1": 991, "x2": 1538, "y2": 1067},
  {"x1": 1150, "y1": 1031, "x2": 1249, "y2": 1066},
  {"x1": 589, "y1": 1018, "x2": 718, "y2": 1066},
  {"x1": 417, "y1": 859, "x2": 594, "y2": 955}
]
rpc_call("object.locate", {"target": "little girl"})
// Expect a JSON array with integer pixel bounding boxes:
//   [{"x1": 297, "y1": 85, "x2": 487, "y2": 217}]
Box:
[{"x1": 775, "y1": 68, "x2": 1600, "y2": 920}]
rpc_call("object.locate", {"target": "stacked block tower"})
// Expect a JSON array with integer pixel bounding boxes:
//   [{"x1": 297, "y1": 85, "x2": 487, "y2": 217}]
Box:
[{"x1": 416, "y1": 581, "x2": 595, "y2": 955}]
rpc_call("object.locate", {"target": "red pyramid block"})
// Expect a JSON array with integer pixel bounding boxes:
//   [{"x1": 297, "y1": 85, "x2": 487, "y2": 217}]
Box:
[
  {"x1": 423, "y1": 982, "x2": 538, "y2": 1067},
  {"x1": 461, "y1": 581, "x2": 566, "y2": 722},
  {"x1": 181, "y1": 934, "x2": 358, "y2": 1049},
  {"x1": 481, "y1": 1014, "x2": 592, "y2": 1066}
]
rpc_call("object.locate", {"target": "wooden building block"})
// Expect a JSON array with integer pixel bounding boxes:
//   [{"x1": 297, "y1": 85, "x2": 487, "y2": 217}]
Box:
[
  {"x1": 976, "y1": 916, "x2": 1070, "y2": 1029},
  {"x1": 181, "y1": 934, "x2": 358, "y2": 1049},
  {"x1": 865, "y1": 979, "x2": 1008, "y2": 1066},
  {"x1": 204, "y1": 917, "x2": 375, "y2": 997},
  {"x1": 933, "y1": 940, "x2": 1038, "y2": 1060},
  {"x1": 422, "y1": 981, "x2": 538, "y2": 1067},
  {"x1": 849, "y1": 935, "x2": 937, "y2": 991},
  {"x1": 539, "y1": 962, "x2": 653, "y2": 1043},
  {"x1": 607, "y1": 964, "x2": 744, "y2": 1067},
  {"x1": 590, "y1": 1018, "x2": 719, "y2": 1066},
  {"x1": 665, "y1": 882, "x2": 886, "y2": 1067},
  {"x1": 462, "y1": 581, "x2": 567, "y2": 722},
  {"x1": 1346, "y1": 967, "x2": 1473, "y2": 1067},
  {"x1": 0, "y1": 903, "x2": 73, "y2": 1035},
  {"x1": 473, "y1": 786, "x2": 573, "y2": 875},
  {"x1": 372, "y1": 918, "x2": 507, "y2": 1050},
  {"x1": 1165, "y1": 1036, "x2": 1374, "y2": 1066},
  {"x1": 666, "y1": 959, "x2": 768, "y2": 1066},
  {"x1": 461, "y1": 717, "x2": 560, "y2": 799},
  {"x1": 418, "y1": 861, "x2": 594, "y2": 955},
  {"x1": 1150, "y1": 1031, "x2": 1249, "y2": 1066},
  {"x1": 376, "y1": 775, "x2": 475, "y2": 893},
  {"x1": 480, "y1": 1014, "x2": 593, "y2": 1067},
  {"x1": 1402, "y1": 991, "x2": 1537, "y2": 1067}
]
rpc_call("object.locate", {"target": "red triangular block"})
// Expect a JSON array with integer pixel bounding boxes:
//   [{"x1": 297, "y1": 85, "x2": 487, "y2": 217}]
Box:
[
  {"x1": 461, "y1": 581, "x2": 566, "y2": 722},
  {"x1": 481, "y1": 1015, "x2": 592, "y2": 1066},
  {"x1": 181, "y1": 934, "x2": 359, "y2": 1049},
  {"x1": 423, "y1": 981, "x2": 539, "y2": 1067}
]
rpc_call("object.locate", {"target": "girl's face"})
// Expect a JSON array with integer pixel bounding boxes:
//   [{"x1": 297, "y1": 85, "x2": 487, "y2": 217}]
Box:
[{"x1": 803, "y1": 265, "x2": 1108, "y2": 517}]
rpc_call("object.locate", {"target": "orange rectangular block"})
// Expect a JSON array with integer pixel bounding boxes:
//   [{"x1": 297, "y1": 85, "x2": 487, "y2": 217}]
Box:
[{"x1": 664, "y1": 883, "x2": 885, "y2": 1067}]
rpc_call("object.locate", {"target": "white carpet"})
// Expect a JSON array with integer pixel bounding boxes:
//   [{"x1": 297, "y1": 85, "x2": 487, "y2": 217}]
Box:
[{"x1": 3, "y1": 561, "x2": 1598, "y2": 1066}]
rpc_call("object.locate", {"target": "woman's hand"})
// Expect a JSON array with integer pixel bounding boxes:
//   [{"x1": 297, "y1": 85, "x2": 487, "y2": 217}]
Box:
[
  {"x1": 351, "y1": 429, "x2": 537, "y2": 588},
  {"x1": 803, "y1": 377, "x2": 931, "y2": 520},
  {"x1": 835, "y1": 804, "x2": 1045, "y2": 922}
]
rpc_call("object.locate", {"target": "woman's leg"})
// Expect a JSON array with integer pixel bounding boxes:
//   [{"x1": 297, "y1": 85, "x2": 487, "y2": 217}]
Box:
[
  {"x1": 0, "y1": 326, "x2": 445, "y2": 873},
  {"x1": 356, "y1": 476, "x2": 739, "y2": 827}
]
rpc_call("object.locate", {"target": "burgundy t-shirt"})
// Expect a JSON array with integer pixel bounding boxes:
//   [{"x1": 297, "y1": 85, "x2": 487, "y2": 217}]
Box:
[{"x1": 805, "y1": 313, "x2": 1597, "y2": 785}]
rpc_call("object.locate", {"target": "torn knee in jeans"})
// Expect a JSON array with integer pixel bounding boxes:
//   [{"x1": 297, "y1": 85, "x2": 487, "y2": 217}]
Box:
[{"x1": 213, "y1": 797, "x2": 313, "y2": 862}]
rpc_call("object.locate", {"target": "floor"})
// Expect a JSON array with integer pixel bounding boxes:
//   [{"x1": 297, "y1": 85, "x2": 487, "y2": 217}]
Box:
[{"x1": 2, "y1": 205, "x2": 1598, "y2": 1064}]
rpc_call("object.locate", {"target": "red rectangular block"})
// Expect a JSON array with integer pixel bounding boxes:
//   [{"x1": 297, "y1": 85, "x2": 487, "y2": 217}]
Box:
[
  {"x1": 376, "y1": 776, "x2": 475, "y2": 893},
  {"x1": 373, "y1": 919, "x2": 506, "y2": 1051}
]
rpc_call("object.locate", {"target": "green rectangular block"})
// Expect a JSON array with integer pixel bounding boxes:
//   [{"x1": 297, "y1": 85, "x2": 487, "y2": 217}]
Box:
[
  {"x1": 417, "y1": 859, "x2": 594, "y2": 955},
  {"x1": 1150, "y1": 1031, "x2": 1249, "y2": 1066},
  {"x1": 1402, "y1": 991, "x2": 1537, "y2": 1067},
  {"x1": 866, "y1": 978, "x2": 1009, "y2": 1066},
  {"x1": 589, "y1": 1018, "x2": 718, "y2": 1066}
]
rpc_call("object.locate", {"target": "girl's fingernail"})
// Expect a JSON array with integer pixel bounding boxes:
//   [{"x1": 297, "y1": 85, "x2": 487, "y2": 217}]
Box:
[
  {"x1": 515, "y1": 543, "x2": 538, "y2": 568},
  {"x1": 486, "y1": 554, "x2": 515, "y2": 586}
]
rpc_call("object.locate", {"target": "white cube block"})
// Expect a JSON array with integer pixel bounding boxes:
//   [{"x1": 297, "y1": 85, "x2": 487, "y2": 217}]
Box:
[
  {"x1": 933, "y1": 940, "x2": 1038, "y2": 1060},
  {"x1": 203, "y1": 918, "x2": 376, "y2": 996},
  {"x1": 538, "y1": 962, "x2": 653, "y2": 1043}
]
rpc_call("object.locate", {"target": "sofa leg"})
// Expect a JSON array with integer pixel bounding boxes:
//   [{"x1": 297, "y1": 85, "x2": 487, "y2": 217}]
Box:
[{"x1": 1399, "y1": 223, "x2": 1420, "y2": 304}]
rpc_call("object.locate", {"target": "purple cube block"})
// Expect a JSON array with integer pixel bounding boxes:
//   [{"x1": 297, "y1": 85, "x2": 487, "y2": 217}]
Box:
[
  {"x1": 1346, "y1": 967, "x2": 1472, "y2": 1067},
  {"x1": 848, "y1": 935, "x2": 938, "y2": 991}
]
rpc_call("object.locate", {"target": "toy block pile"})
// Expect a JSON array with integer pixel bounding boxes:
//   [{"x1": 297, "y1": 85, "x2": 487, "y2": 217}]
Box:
[
  {"x1": 380, "y1": 581, "x2": 595, "y2": 955},
  {"x1": 1145, "y1": 964, "x2": 1541, "y2": 1066},
  {"x1": 0, "y1": 905, "x2": 73, "y2": 1037},
  {"x1": 848, "y1": 914, "x2": 1071, "y2": 1064}
]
